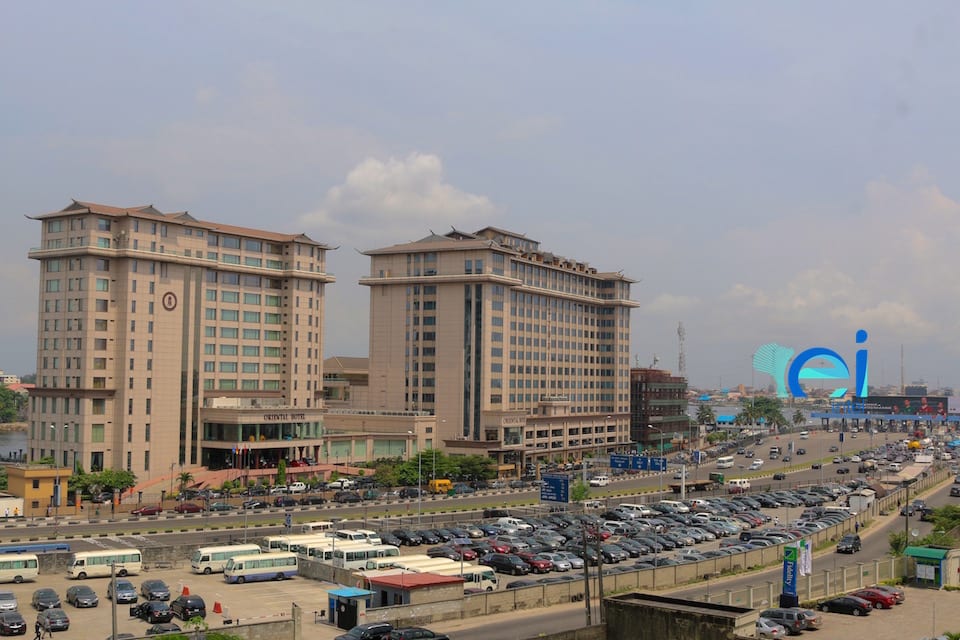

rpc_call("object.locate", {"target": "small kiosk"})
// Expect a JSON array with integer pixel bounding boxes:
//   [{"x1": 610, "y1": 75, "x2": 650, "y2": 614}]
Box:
[{"x1": 327, "y1": 587, "x2": 374, "y2": 630}]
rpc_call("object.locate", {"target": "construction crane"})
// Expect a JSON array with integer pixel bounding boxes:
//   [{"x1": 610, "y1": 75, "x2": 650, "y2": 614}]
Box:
[{"x1": 678, "y1": 322, "x2": 687, "y2": 378}]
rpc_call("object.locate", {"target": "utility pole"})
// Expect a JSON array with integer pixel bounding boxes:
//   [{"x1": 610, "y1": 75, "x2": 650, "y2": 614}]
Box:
[
  {"x1": 582, "y1": 528, "x2": 591, "y2": 626},
  {"x1": 595, "y1": 528, "x2": 605, "y2": 623}
]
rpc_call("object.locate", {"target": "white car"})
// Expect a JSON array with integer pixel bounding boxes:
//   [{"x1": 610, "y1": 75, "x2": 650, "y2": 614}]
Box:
[
  {"x1": 327, "y1": 478, "x2": 356, "y2": 490},
  {"x1": 556, "y1": 551, "x2": 585, "y2": 570},
  {"x1": 589, "y1": 475, "x2": 609, "y2": 487},
  {"x1": 537, "y1": 553, "x2": 572, "y2": 572}
]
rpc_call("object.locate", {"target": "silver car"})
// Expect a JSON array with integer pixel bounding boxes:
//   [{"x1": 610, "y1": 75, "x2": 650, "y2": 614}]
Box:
[
  {"x1": 757, "y1": 617, "x2": 788, "y2": 639},
  {"x1": 556, "y1": 551, "x2": 584, "y2": 570},
  {"x1": 0, "y1": 592, "x2": 16, "y2": 612},
  {"x1": 537, "y1": 553, "x2": 572, "y2": 572}
]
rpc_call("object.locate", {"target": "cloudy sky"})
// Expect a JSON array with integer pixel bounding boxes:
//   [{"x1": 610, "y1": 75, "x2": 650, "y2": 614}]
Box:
[{"x1": 3, "y1": 2, "x2": 960, "y2": 392}]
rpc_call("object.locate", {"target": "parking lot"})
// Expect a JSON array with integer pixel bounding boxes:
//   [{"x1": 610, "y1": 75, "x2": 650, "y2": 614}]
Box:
[{"x1": 0, "y1": 563, "x2": 335, "y2": 639}]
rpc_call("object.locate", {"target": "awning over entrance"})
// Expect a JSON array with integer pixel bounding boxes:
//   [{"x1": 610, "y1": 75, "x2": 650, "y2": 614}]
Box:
[{"x1": 904, "y1": 546, "x2": 949, "y2": 561}]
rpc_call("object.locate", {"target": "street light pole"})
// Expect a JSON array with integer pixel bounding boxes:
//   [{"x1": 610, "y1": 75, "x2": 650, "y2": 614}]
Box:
[
  {"x1": 49, "y1": 425, "x2": 67, "y2": 518},
  {"x1": 648, "y1": 425, "x2": 664, "y2": 497}
]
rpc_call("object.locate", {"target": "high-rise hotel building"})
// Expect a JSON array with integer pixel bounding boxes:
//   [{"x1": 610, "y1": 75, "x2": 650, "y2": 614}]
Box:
[
  {"x1": 361, "y1": 227, "x2": 637, "y2": 471},
  {"x1": 27, "y1": 201, "x2": 333, "y2": 478}
]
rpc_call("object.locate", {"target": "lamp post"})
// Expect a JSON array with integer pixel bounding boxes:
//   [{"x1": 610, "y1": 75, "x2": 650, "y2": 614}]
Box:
[
  {"x1": 49, "y1": 425, "x2": 67, "y2": 518},
  {"x1": 407, "y1": 430, "x2": 421, "y2": 525},
  {"x1": 648, "y1": 425, "x2": 664, "y2": 497}
]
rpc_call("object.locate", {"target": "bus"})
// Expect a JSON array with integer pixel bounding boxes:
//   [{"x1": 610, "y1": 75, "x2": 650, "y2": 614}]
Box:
[
  {"x1": 428, "y1": 564, "x2": 499, "y2": 592},
  {"x1": 302, "y1": 540, "x2": 371, "y2": 562},
  {"x1": 0, "y1": 554, "x2": 39, "y2": 584},
  {"x1": 299, "y1": 521, "x2": 335, "y2": 534},
  {"x1": 191, "y1": 544, "x2": 261, "y2": 575},
  {"x1": 365, "y1": 554, "x2": 432, "y2": 571},
  {"x1": 331, "y1": 544, "x2": 400, "y2": 570},
  {"x1": 223, "y1": 552, "x2": 298, "y2": 584},
  {"x1": 716, "y1": 456, "x2": 735, "y2": 469},
  {"x1": 334, "y1": 529, "x2": 381, "y2": 544},
  {"x1": 262, "y1": 534, "x2": 335, "y2": 553},
  {"x1": 67, "y1": 549, "x2": 143, "y2": 579},
  {"x1": 395, "y1": 559, "x2": 460, "y2": 573}
]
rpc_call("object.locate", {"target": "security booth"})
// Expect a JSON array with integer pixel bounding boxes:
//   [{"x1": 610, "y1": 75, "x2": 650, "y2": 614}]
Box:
[
  {"x1": 327, "y1": 587, "x2": 374, "y2": 630},
  {"x1": 904, "y1": 546, "x2": 949, "y2": 588}
]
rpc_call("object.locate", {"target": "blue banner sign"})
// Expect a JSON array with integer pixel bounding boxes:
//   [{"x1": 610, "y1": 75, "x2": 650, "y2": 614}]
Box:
[
  {"x1": 608, "y1": 455, "x2": 667, "y2": 471},
  {"x1": 540, "y1": 474, "x2": 570, "y2": 503},
  {"x1": 782, "y1": 544, "x2": 798, "y2": 595}
]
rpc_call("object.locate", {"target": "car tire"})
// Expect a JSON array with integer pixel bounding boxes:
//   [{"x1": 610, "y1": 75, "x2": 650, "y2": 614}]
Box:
[
  {"x1": 118, "y1": 569, "x2": 127, "y2": 577},
  {"x1": 237, "y1": 576, "x2": 245, "y2": 584},
  {"x1": 77, "y1": 572, "x2": 87, "y2": 580},
  {"x1": 820, "y1": 604, "x2": 829, "y2": 612},
  {"x1": 13, "y1": 576, "x2": 22, "y2": 584},
  {"x1": 203, "y1": 568, "x2": 212, "y2": 575},
  {"x1": 852, "y1": 608, "x2": 862, "y2": 616}
]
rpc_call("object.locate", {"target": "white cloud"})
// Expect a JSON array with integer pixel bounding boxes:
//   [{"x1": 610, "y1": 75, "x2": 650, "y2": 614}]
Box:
[
  {"x1": 300, "y1": 153, "x2": 497, "y2": 246},
  {"x1": 643, "y1": 293, "x2": 700, "y2": 315}
]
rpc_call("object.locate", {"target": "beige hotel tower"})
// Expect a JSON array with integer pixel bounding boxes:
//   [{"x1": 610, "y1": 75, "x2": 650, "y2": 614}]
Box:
[
  {"x1": 27, "y1": 201, "x2": 333, "y2": 480},
  {"x1": 361, "y1": 227, "x2": 637, "y2": 473}
]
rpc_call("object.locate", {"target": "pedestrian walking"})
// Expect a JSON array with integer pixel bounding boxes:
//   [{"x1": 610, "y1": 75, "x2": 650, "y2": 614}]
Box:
[
  {"x1": 33, "y1": 620, "x2": 41, "y2": 640},
  {"x1": 855, "y1": 521, "x2": 861, "y2": 533},
  {"x1": 42, "y1": 621, "x2": 52, "y2": 639}
]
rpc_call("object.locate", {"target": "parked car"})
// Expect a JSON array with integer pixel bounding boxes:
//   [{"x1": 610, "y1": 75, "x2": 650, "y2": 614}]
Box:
[
  {"x1": 30, "y1": 590, "x2": 60, "y2": 611},
  {"x1": 850, "y1": 588, "x2": 897, "y2": 609},
  {"x1": 173, "y1": 502, "x2": 202, "y2": 514},
  {"x1": 130, "y1": 601, "x2": 174, "y2": 623},
  {"x1": 756, "y1": 617, "x2": 788, "y2": 639},
  {"x1": 389, "y1": 627, "x2": 450, "y2": 640},
  {"x1": 91, "y1": 492, "x2": 114, "y2": 504},
  {"x1": 773, "y1": 473, "x2": 787, "y2": 481},
  {"x1": 299, "y1": 495, "x2": 328, "y2": 506},
  {"x1": 169, "y1": 595, "x2": 206, "y2": 621},
  {"x1": 836, "y1": 533, "x2": 862, "y2": 553},
  {"x1": 145, "y1": 623, "x2": 182, "y2": 636},
  {"x1": 327, "y1": 479, "x2": 356, "y2": 490},
  {"x1": 817, "y1": 595, "x2": 872, "y2": 615},
  {"x1": 479, "y1": 553, "x2": 530, "y2": 576},
  {"x1": 207, "y1": 502, "x2": 236, "y2": 512},
  {"x1": 868, "y1": 584, "x2": 905, "y2": 604},
  {"x1": 241, "y1": 499, "x2": 270, "y2": 510},
  {"x1": 106, "y1": 580, "x2": 137, "y2": 604},
  {"x1": 130, "y1": 505, "x2": 162, "y2": 516},
  {"x1": 391, "y1": 530, "x2": 423, "y2": 546},
  {"x1": 334, "y1": 622, "x2": 394, "y2": 640},
  {"x1": 334, "y1": 491, "x2": 362, "y2": 504},
  {"x1": 273, "y1": 496, "x2": 298, "y2": 507},
  {"x1": 0, "y1": 593, "x2": 17, "y2": 613},
  {"x1": 759, "y1": 608, "x2": 807, "y2": 635},
  {"x1": 139, "y1": 580, "x2": 171, "y2": 602},
  {"x1": 0, "y1": 611, "x2": 25, "y2": 636},
  {"x1": 65, "y1": 585, "x2": 98, "y2": 608},
  {"x1": 37, "y1": 608, "x2": 70, "y2": 632}
]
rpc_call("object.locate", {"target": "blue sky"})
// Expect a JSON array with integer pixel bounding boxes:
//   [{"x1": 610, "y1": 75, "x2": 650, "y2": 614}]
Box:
[{"x1": 3, "y1": 2, "x2": 960, "y2": 391}]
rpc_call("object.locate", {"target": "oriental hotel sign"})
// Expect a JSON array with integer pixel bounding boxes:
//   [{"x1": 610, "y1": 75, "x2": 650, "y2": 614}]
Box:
[{"x1": 262, "y1": 413, "x2": 307, "y2": 422}]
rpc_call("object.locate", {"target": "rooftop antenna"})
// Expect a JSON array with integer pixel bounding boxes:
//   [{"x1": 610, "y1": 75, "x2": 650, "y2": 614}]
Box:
[{"x1": 650, "y1": 354, "x2": 660, "y2": 368}]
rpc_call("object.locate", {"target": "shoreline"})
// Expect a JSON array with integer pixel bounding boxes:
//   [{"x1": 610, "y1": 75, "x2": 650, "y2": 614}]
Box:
[{"x1": 0, "y1": 423, "x2": 27, "y2": 432}]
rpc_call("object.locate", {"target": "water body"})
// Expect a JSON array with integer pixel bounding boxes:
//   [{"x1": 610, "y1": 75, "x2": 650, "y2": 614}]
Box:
[{"x1": 0, "y1": 428, "x2": 28, "y2": 461}]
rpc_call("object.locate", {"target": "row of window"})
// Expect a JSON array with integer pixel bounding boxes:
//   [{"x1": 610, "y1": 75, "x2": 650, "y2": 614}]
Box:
[{"x1": 203, "y1": 379, "x2": 281, "y2": 391}]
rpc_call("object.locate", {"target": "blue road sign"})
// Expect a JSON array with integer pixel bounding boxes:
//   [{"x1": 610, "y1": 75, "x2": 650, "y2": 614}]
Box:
[
  {"x1": 540, "y1": 474, "x2": 570, "y2": 503},
  {"x1": 647, "y1": 457, "x2": 667, "y2": 472},
  {"x1": 610, "y1": 454, "x2": 632, "y2": 469}
]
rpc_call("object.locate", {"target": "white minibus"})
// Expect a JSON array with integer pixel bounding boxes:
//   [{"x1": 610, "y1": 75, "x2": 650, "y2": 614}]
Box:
[
  {"x1": 299, "y1": 521, "x2": 335, "y2": 534},
  {"x1": 67, "y1": 550, "x2": 143, "y2": 579},
  {"x1": 331, "y1": 544, "x2": 400, "y2": 570},
  {"x1": 223, "y1": 552, "x2": 298, "y2": 584},
  {"x1": 191, "y1": 544, "x2": 261, "y2": 574},
  {"x1": 716, "y1": 456, "x2": 735, "y2": 469},
  {"x1": 0, "y1": 554, "x2": 38, "y2": 583},
  {"x1": 429, "y1": 564, "x2": 499, "y2": 591}
]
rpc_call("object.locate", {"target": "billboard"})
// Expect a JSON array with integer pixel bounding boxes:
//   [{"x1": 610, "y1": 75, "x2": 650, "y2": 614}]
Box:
[{"x1": 864, "y1": 395, "x2": 949, "y2": 418}]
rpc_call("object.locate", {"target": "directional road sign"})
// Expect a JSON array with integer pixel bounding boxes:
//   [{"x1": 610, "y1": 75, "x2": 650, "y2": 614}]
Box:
[{"x1": 540, "y1": 474, "x2": 570, "y2": 503}]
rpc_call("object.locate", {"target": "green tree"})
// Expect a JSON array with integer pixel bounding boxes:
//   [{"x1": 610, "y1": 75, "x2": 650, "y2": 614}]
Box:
[
  {"x1": 792, "y1": 410, "x2": 805, "y2": 427},
  {"x1": 0, "y1": 386, "x2": 19, "y2": 423},
  {"x1": 571, "y1": 480, "x2": 590, "y2": 503},
  {"x1": 457, "y1": 454, "x2": 496, "y2": 481},
  {"x1": 372, "y1": 459, "x2": 401, "y2": 488},
  {"x1": 888, "y1": 530, "x2": 907, "y2": 556},
  {"x1": 178, "y1": 471, "x2": 194, "y2": 493},
  {"x1": 696, "y1": 404, "x2": 716, "y2": 426},
  {"x1": 97, "y1": 468, "x2": 137, "y2": 491},
  {"x1": 276, "y1": 459, "x2": 287, "y2": 487}
]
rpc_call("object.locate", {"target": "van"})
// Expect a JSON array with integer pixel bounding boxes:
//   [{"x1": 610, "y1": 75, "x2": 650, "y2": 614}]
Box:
[
  {"x1": 427, "y1": 479, "x2": 452, "y2": 494},
  {"x1": 888, "y1": 462, "x2": 903, "y2": 472},
  {"x1": 656, "y1": 499, "x2": 689, "y2": 513},
  {"x1": 617, "y1": 503, "x2": 654, "y2": 517},
  {"x1": 286, "y1": 482, "x2": 307, "y2": 494},
  {"x1": 727, "y1": 478, "x2": 751, "y2": 494},
  {"x1": 497, "y1": 517, "x2": 533, "y2": 532},
  {"x1": 589, "y1": 475, "x2": 609, "y2": 487},
  {"x1": 799, "y1": 431, "x2": 810, "y2": 439}
]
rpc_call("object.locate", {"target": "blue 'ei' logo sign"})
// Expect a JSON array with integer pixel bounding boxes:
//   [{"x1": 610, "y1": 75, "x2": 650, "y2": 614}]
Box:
[{"x1": 753, "y1": 330, "x2": 869, "y2": 399}]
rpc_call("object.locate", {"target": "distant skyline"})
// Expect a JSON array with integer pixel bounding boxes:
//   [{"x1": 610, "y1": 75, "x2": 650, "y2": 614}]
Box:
[{"x1": 4, "y1": 3, "x2": 960, "y2": 390}]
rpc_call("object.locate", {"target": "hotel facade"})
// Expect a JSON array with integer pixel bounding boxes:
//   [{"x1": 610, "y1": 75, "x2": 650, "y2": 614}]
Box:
[
  {"x1": 361, "y1": 227, "x2": 638, "y2": 473},
  {"x1": 26, "y1": 201, "x2": 333, "y2": 481}
]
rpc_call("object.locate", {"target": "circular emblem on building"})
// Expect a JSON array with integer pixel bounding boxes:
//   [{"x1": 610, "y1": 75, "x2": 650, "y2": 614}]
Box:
[{"x1": 162, "y1": 292, "x2": 178, "y2": 311}]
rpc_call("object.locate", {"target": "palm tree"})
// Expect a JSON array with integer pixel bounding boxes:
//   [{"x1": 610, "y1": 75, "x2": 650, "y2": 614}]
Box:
[
  {"x1": 792, "y1": 410, "x2": 805, "y2": 427},
  {"x1": 177, "y1": 471, "x2": 194, "y2": 493},
  {"x1": 696, "y1": 404, "x2": 716, "y2": 426}
]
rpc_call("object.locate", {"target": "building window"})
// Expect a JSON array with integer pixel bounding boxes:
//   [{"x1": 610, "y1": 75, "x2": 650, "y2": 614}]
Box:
[
  {"x1": 145, "y1": 423, "x2": 150, "y2": 441},
  {"x1": 144, "y1": 450, "x2": 150, "y2": 471},
  {"x1": 91, "y1": 424, "x2": 105, "y2": 443},
  {"x1": 221, "y1": 290, "x2": 240, "y2": 303}
]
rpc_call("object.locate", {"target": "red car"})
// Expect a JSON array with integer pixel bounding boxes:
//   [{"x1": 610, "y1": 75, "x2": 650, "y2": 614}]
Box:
[
  {"x1": 851, "y1": 588, "x2": 897, "y2": 610},
  {"x1": 486, "y1": 540, "x2": 511, "y2": 554},
  {"x1": 515, "y1": 551, "x2": 553, "y2": 574},
  {"x1": 131, "y1": 505, "x2": 162, "y2": 516},
  {"x1": 173, "y1": 502, "x2": 202, "y2": 514},
  {"x1": 450, "y1": 544, "x2": 478, "y2": 561}
]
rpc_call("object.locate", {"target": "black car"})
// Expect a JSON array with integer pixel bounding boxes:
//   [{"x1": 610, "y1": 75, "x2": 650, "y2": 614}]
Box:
[
  {"x1": 140, "y1": 580, "x2": 171, "y2": 602},
  {"x1": 415, "y1": 530, "x2": 441, "y2": 545},
  {"x1": 169, "y1": 595, "x2": 206, "y2": 621},
  {"x1": 145, "y1": 623, "x2": 182, "y2": 636},
  {"x1": 389, "y1": 627, "x2": 450, "y2": 640},
  {"x1": 0, "y1": 612, "x2": 25, "y2": 636},
  {"x1": 837, "y1": 533, "x2": 862, "y2": 553},
  {"x1": 334, "y1": 491, "x2": 362, "y2": 504},
  {"x1": 65, "y1": 585, "x2": 98, "y2": 608},
  {"x1": 773, "y1": 473, "x2": 787, "y2": 481},
  {"x1": 836, "y1": 467, "x2": 850, "y2": 475},
  {"x1": 479, "y1": 553, "x2": 530, "y2": 576},
  {"x1": 130, "y1": 601, "x2": 174, "y2": 623},
  {"x1": 818, "y1": 595, "x2": 872, "y2": 615},
  {"x1": 242, "y1": 499, "x2": 270, "y2": 510},
  {"x1": 379, "y1": 532, "x2": 403, "y2": 547},
  {"x1": 426, "y1": 546, "x2": 461, "y2": 561},
  {"x1": 334, "y1": 622, "x2": 394, "y2": 640},
  {"x1": 391, "y1": 530, "x2": 423, "y2": 546},
  {"x1": 299, "y1": 495, "x2": 328, "y2": 506},
  {"x1": 30, "y1": 590, "x2": 60, "y2": 611},
  {"x1": 273, "y1": 496, "x2": 298, "y2": 507},
  {"x1": 36, "y1": 609, "x2": 69, "y2": 632}
]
